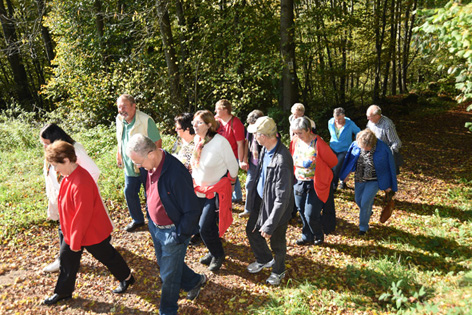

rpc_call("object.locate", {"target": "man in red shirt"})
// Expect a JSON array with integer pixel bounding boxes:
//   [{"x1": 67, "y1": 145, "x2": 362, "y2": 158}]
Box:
[
  {"x1": 215, "y1": 99, "x2": 247, "y2": 202},
  {"x1": 126, "y1": 134, "x2": 205, "y2": 315}
]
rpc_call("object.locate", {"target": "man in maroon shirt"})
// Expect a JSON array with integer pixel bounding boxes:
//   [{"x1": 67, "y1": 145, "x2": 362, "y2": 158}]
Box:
[{"x1": 126, "y1": 134, "x2": 205, "y2": 315}]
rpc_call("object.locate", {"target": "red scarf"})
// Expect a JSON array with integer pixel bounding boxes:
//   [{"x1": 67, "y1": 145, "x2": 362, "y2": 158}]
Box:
[{"x1": 194, "y1": 175, "x2": 233, "y2": 237}]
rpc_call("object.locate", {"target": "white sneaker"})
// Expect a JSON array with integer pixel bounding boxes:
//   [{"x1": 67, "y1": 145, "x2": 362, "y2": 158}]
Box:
[
  {"x1": 43, "y1": 258, "x2": 60, "y2": 273},
  {"x1": 266, "y1": 272, "x2": 285, "y2": 286},
  {"x1": 247, "y1": 258, "x2": 275, "y2": 273},
  {"x1": 238, "y1": 211, "x2": 250, "y2": 218}
]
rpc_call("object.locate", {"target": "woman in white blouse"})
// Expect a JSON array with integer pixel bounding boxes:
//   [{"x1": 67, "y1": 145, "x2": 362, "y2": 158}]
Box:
[
  {"x1": 40, "y1": 123, "x2": 100, "y2": 273},
  {"x1": 191, "y1": 110, "x2": 238, "y2": 272}
]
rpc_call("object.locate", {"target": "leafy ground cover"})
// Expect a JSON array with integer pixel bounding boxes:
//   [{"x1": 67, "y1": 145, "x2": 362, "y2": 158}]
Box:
[{"x1": 0, "y1": 102, "x2": 471, "y2": 314}]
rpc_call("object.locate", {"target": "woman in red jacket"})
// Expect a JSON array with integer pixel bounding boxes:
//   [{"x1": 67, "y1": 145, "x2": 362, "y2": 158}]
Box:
[
  {"x1": 290, "y1": 117, "x2": 338, "y2": 246},
  {"x1": 43, "y1": 141, "x2": 134, "y2": 305}
]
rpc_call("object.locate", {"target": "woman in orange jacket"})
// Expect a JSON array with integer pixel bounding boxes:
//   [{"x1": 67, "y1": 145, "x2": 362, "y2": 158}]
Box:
[{"x1": 290, "y1": 117, "x2": 338, "y2": 245}]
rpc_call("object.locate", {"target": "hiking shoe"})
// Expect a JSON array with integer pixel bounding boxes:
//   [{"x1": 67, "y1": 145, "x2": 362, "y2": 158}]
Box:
[
  {"x1": 296, "y1": 238, "x2": 314, "y2": 245},
  {"x1": 187, "y1": 274, "x2": 207, "y2": 300},
  {"x1": 266, "y1": 272, "x2": 285, "y2": 286},
  {"x1": 339, "y1": 182, "x2": 347, "y2": 189},
  {"x1": 358, "y1": 230, "x2": 367, "y2": 236},
  {"x1": 247, "y1": 258, "x2": 275, "y2": 274},
  {"x1": 208, "y1": 256, "x2": 224, "y2": 272},
  {"x1": 200, "y1": 253, "x2": 213, "y2": 266},
  {"x1": 238, "y1": 211, "x2": 250, "y2": 218}
]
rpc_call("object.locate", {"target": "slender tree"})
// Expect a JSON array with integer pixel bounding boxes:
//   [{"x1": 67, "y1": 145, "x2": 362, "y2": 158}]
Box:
[{"x1": 280, "y1": 0, "x2": 298, "y2": 110}]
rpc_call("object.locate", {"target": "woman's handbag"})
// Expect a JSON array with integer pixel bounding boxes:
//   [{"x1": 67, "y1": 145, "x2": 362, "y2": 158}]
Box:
[{"x1": 380, "y1": 190, "x2": 395, "y2": 223}]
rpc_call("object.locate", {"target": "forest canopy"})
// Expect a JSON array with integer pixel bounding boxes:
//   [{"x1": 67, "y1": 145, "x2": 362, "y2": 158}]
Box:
[{"x1": 0, "y1": 0, "x2": 469, "y2": 130}]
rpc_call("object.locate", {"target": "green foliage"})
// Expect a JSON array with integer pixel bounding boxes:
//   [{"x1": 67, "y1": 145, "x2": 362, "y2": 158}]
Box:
[
  {"x1": 379, "y1": 280, "x2": 427, "y2": 310},
  {"x1": 414, "y1": 1, "x2": 472, "y2": 103}
]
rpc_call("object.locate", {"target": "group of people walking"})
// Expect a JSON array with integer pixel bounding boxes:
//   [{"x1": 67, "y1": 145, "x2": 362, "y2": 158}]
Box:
[{"x1": 39, "y1": 95, "x2": 401, "y2": 315}]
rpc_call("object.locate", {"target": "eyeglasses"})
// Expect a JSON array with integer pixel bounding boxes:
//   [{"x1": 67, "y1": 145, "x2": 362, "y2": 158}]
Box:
[{"x1": 133, "y1": 151, "x2": 153, "y2": 167}]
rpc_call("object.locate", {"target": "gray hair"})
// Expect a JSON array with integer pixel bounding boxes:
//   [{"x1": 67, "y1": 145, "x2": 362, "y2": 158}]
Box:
[
  {"x1": 368, "y1": 105, "x2": 382, "y2": 116},
  {"x1": 333, "y1": 107, "x2": 345, "y2": 116},
  {"x1": 126, "y1": 133, "x2": 156, "y2": 158},
  {"x1": 118, "y1": 94, "x2": 136, "y2": 105},
  {"x1": 247, "y1": 110, "x2": 264, "y2": 124},
  {"x1": 291, "y1": 103, "x2": 305, "y2": 114},
  {"x1": 291, "y1": 117, "x2": 312, "y2": 132}
]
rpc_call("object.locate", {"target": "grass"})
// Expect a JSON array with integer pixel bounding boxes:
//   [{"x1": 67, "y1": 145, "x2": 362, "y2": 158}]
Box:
[{"x1": 0, "y1": 102, "x2": 471, "y2": 314}]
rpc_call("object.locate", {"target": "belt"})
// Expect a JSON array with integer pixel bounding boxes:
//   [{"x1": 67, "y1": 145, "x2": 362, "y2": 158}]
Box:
[{"x1": 156, "y1": 224, "x2": 175, "y2": 229}]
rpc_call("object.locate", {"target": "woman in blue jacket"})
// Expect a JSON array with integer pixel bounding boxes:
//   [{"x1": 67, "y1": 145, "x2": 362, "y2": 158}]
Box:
[
  {"x1": 328, "y1": 108, "x2": 360, "y2": 190},
  {"x1": 339, "y1": 129, "x2": 397, "y2": 235}
]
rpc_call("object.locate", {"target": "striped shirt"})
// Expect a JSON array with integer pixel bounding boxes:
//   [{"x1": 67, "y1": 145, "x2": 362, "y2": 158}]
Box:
[{"x1": 367, "y1": 116, "x2": 402, "y2": 153}]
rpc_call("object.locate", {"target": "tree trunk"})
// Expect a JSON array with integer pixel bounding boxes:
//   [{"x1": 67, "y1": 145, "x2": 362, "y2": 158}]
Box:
[
  {"x1": 156, "y1": 0, "x2": 183, "y2": 109},
  {"x1": 280, "y1": 0, "x2": 298, "y2": 111},
  {"x1": 402, "y1": 0, "x2": 417, "y2": 93},
  {"x1": 0, "y1": 0, "x2": 33, "y2": 106},
  {"x1": 35, "y1": 0, "x2": 55, "y2": 64},
  {"x1": 372, "y1": 0, "x2": 388, "y2": 103}
]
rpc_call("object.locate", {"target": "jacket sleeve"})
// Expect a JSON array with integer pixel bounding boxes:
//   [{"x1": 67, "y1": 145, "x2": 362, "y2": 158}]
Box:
[
  {"x1": 339, "y1": 142, "x2": 357, "y2": 181},
  {"x1": 386, "y1": 145, "x2": 398, "y2": 192},
  {"x1": 69, "y1": 178, "x2": 95, "y2": 251},
  {"x1": 317, "y1": 136, "x2": 338, "y2": 168},
  {"x1": 260, "y1": 152, "x2": 293, "y2": 235},
  {"x1": 169, "y1": 164, "x2": 201, "y2": 243}
]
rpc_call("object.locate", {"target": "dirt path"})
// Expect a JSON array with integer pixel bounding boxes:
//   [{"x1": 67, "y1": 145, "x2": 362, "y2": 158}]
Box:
[{"x1": 0, "y1": 102, "x2": 471, "y2": 314}]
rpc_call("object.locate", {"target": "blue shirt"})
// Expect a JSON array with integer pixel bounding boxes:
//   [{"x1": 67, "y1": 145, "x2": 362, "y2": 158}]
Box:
[
  {"x1": 257, "y1": 139, "x2": 279, "y2": 198},
  {"x1": 328, "y1": 117, "x2": 361, "y2": 153}
]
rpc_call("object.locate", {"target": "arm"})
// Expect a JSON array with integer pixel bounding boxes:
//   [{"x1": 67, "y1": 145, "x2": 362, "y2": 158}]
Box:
[
  {"x1": 75, "y1": 143, "x2": 100, "y2": 182},
  {"x1": 116, "y1": 149, "x2": 123, "y2": 168},
  {"x1": 237, "y1": 140, "x2": 248, "y2": 171},
  {"x1": 68, "y1": 177, "x2": 96, "y2": 251},
  {"x1": 317, "y1": 136, "x2": 338, "y2": 168}
]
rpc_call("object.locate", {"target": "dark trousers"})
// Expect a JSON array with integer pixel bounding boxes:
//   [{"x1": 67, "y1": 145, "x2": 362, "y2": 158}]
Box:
[
  {"x1": 55, "y1": 235, "x2": 131, "y2": 295},
  {"x1": 198, "y1": 197, "x2": 224, "y2": 258},
  {"x1": 246, "y1": 195, "x2": 288, "y2": 275},
  {"x1": 332, "y1": 150, "x2": 347, "y2": 189}
]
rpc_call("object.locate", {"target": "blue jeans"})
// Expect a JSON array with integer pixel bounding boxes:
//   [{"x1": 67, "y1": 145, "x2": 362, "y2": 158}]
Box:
[
  {"x1": 148, "y1": 222, "x2": 201, "y2": 315},
  {"x1": 294, "y1": 180, "x2": 327, "y2": 241},
  {"x1": 243, "y1": 161, "x2": 258, "y2": 213},
  {"x1": 232, "y1": 175, "x2": 243, "y2": 202},
  {"x1": 354, "y1": 181, "x2": 379, "y2": 232},
  {"x1": 198, "y1": 197, "x2": 224, "y2": 258},
  {"x1": 332, "y1": 151, "x2": 347, "y2": 189},
  {"x1": 124, "y1": 168, "x2": 148, "y2": 224}
]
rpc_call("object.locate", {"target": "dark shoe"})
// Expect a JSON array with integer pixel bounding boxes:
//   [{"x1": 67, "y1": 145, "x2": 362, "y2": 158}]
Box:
[
  {"x1": 187, "y1": 274, "x2": 207, "y2": 300},
  {"x1": 113, "y1": 275, "x2": 135, "y2": 294},
  {"x1": 124, "y1": 222, "x2": 144, "y2": 232},
  {"x1": 199, "y1": 253, "x2": 213, "y2": 266},
  {"x1": 296, "y1": 238, "x2": 314, "y2": 245},
  {"x1": 358, "y1": 230, "x2": 367, "y2": 236},
  {"x1": 43, "y1": 293, "x2": 72, "y2": 305},
  {"x1": 208, "y1": 256, "x2": 224, "y2": 271},
  {"x1": 339, "y1": 182, "x2": 347, "y2": 189},
  {"x1": 189, "y1": 233, "x2": 202, "y2": 246},
  {"x1": 314, "y1": 239, "x2": 324, "y2": 246}
]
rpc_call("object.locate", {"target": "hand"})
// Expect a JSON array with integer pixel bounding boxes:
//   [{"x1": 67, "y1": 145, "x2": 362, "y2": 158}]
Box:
[
  {"x1": 385, "y1": 188, "x2": 391, "y2": 192},
  {"x1": 260, "y1": 230, "x2": 271, "y2": 239},
  {"x1": 71, "y1": 249, "x2": 81, "y2": 252},
  {"x1": 240, "y1": 161, "x2": 249, "y2": 171},
  {"x1": 116, "y1": 152, "x2": 123, "y2": 168}
]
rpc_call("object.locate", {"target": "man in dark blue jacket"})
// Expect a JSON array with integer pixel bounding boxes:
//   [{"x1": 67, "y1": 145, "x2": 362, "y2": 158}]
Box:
[{"x1": 126, "y1": 133, "x2": 205, "y2": 315}]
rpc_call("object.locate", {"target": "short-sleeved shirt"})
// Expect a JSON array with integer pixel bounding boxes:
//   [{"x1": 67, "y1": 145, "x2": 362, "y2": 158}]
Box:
[
  {"x1": 217, "y1": 116, "x2": 245, "y2": 160},
  {"x1": 122, "y1": 116, "x2": 161, "y2": 177}
]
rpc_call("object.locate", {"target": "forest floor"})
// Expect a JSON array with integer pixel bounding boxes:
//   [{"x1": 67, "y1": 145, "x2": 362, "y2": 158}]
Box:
[{"x1": 0, "y1": 102, "x2": 471, "y2": 314}]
